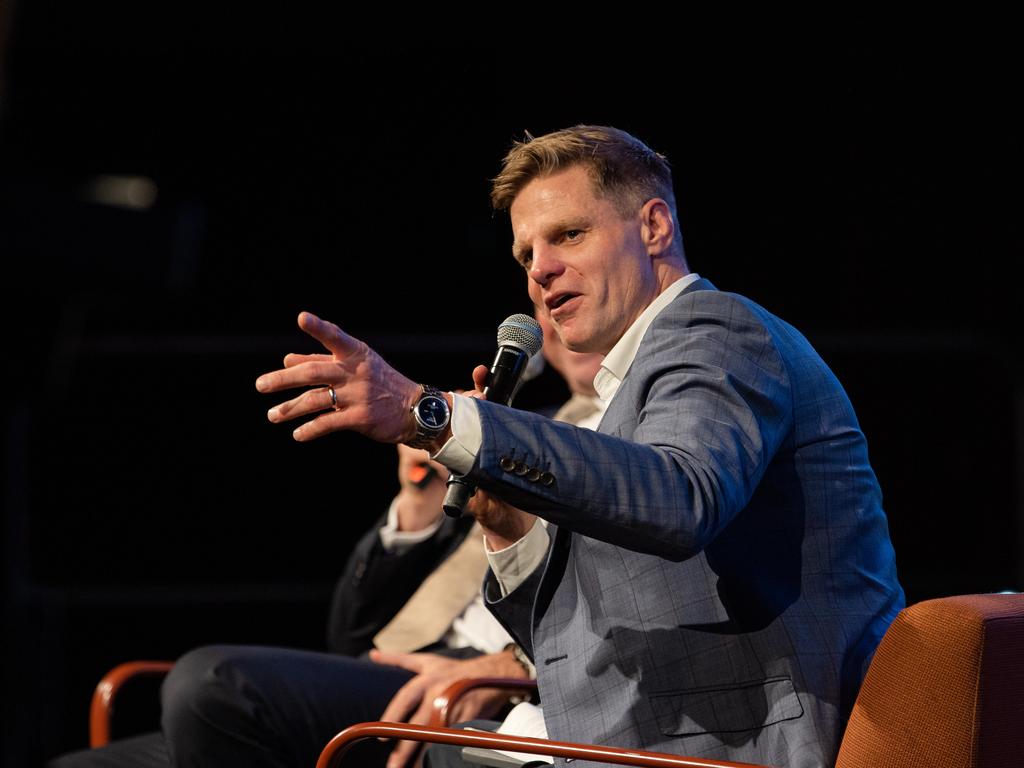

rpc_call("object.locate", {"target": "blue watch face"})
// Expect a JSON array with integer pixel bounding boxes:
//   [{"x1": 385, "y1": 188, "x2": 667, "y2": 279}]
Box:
[{"x1": 417, "y1": 396, "x2": 449, "y2": 428}]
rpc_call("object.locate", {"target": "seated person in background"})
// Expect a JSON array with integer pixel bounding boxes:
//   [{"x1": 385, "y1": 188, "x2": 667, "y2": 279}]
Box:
[{"x1": 48, "y1": 322, "x2": 603, "y2": 768}]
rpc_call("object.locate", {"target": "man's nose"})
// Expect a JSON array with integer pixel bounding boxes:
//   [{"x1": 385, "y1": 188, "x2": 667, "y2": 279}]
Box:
[{"x1": 529, "y1": 246, "x2": 565, "y2": 286}]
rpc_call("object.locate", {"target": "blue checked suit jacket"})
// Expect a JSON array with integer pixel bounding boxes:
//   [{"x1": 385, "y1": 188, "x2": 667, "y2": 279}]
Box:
[{"x1": 466, "y1": 279, "x2": 904, "y2": 768}]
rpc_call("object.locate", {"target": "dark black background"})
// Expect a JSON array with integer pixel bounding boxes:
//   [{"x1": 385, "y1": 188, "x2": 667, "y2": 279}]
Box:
[{"x1": 1, "y1": 9, "x2": 1021, "y2": 766}]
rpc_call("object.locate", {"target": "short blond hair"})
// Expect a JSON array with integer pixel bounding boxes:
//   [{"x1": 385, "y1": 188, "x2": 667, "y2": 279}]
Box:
[{"x1": 491, "y1": 125, "x2": 678, "y2": 221}]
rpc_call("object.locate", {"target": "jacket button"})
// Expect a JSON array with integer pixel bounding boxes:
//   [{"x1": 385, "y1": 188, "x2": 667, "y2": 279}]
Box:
[
  {"x1": 513, "y1": 461, "x2": 529, "y2": 476},
  {"x1": 499, "y1": 456, "x2": 516, "y2": 472},
  {"x1": 526, "y1": 468, "x2": 542, "y2": 482},
  {"x1": 540, "y1": 472, "x2": 555, "y2": 487}
]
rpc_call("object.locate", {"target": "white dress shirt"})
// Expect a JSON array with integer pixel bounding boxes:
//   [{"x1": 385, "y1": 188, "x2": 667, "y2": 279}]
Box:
[{"x1": 378, "y1": 500, "x2": 513, "y2": 653}]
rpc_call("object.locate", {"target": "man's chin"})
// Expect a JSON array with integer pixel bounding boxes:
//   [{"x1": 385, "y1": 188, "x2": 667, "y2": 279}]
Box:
[
  {"x1": 553, "y1": 323, "x2": 576, "y2": 347},
  {"x1": 557, "y1": 326, "x2": 599, "y2": 355}
]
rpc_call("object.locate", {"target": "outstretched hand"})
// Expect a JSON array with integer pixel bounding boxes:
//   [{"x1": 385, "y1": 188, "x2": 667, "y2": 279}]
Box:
[
  {"x1": 369, "y1": 648, "x2": 530, "y2": 768},
  {"x1": 255, "y1": 312, "x2": 421, "y2": 444}
]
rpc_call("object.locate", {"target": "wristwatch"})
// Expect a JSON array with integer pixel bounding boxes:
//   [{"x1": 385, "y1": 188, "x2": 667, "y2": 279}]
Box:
[
  {"x1": 504, "y1": 642, "x2": 537, "y2": 679},
  {"x1": 406, "y1": 385, "x2": 451, "y2": 450}
]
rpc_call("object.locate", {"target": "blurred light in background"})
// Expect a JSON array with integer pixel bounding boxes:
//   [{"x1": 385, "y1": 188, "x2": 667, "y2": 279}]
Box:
[{"x1": 82, "y1": 175, "x2": 158, "y2": 210}]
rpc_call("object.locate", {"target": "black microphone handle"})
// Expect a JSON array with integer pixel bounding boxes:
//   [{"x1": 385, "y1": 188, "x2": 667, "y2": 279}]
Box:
[
  {"x1": 483, "y1": 345, "x2": 530, "y2": 405},
  {"x1": 442, "y1": 344, "x2": 531, "y2": 517},
  {"x1": 442, "y1": 474, "x2": 475, "y2": 518}
]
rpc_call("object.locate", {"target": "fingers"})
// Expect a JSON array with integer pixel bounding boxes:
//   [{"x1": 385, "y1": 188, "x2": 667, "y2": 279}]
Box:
[
  {"x1": 369, "y1": 649, "x2": 425, "y2": 673},
  {"x1": 256, "y1": 360, "x2": 342, "y2": 394},
  {"x1": 266, "y1": 399, "x2": 371, "y2": 442},
  {"x1": 266, "y1": 386, "x2": 335, "y2": 424},
  {"x1": 448, "y1": 689, "x2": 490, "y2": 725},
  {"x1": 283, "y1": 352, "x2": 332, "y2": 368},
  {"x1": 297, "y1": 311, "x2": 363, "y2": 359},
  {"x1": 386, "y1": 689, "x2": 441, "y2": 768},
  {"x1": 257, "y1": 311, "x2": 361, "y2": 391},
  {"x1": 378, "y1": 674, "x2": 428, "y2": 724},
  {"x1": 387, "y1": 738, "x2": 422, "y2": 768},
  {"x1": 290, "y1": 408, "x2": 366, "y2": 442}
]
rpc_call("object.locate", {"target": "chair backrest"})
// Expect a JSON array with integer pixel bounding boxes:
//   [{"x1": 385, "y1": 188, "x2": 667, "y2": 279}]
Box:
[{"x1": 836, "y1": 593, "x2": 1024, "y2": 768}]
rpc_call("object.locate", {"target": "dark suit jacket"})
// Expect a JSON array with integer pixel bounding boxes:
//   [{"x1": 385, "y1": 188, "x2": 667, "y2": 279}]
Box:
[
  {"x1": 326, "y1": 508, "x2": 477, "y2": 656},
  {"x1": 468, "y1": 280, "x2": 904, "y2": 768}
]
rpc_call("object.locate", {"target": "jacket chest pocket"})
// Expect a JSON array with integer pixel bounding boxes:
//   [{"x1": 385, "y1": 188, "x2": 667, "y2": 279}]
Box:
[{"x1": 649, "y1": 676, "x2": 804, "y2": 737}]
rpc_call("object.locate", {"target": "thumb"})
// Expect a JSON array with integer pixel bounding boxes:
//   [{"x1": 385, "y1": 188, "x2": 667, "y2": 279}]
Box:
[
  {"x1": 297, "y1": 311, "x2": 363, "y2": 359},
  {"x1": 471, "y1": 365, "x2": 489, "y2": 394}
]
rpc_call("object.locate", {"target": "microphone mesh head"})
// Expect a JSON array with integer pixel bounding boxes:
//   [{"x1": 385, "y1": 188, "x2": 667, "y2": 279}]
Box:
[{"x1": 497, "y1": 314, "x2": 543, "y2": 357}]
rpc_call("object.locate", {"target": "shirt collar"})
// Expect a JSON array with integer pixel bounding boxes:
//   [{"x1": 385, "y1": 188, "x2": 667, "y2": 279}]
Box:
[{"x1": 593, "y1": 273, "x2": 701, "y2": 402}]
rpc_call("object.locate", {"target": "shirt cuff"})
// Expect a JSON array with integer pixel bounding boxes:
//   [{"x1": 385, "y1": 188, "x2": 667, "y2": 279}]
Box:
[
  {"x1": 486, "y1": 519, "x2": 550, "y2": 597},
  {"x1": 432, "y1": 392, "x2": 481, "y2": 475},
  {"x1": 378, "y1": 496, "x2": 444, "y2": 553}
]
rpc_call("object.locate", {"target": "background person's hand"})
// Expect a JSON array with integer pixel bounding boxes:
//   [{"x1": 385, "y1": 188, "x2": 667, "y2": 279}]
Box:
[
  {"x1": 394, "y1": 444, "x2": 448, "y2": 532},
  {"x1": 369, "y1": 648, "x2": 530, "y2": 768}
]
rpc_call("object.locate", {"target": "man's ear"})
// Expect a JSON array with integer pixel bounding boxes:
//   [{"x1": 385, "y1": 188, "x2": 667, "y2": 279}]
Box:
[{"x1": 639, "y1": 198, "x2": 676, "y2": 258}]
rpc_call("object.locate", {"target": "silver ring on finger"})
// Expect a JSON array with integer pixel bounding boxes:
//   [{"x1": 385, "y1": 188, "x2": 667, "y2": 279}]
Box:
[{"x1": 326, "y1": 385, "x2": 339, "y2": 410}]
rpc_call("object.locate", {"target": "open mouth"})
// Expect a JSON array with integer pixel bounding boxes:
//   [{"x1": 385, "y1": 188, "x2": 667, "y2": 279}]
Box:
[{"x1": 550, "y1": 293, "x2": 580, "y2": 310}]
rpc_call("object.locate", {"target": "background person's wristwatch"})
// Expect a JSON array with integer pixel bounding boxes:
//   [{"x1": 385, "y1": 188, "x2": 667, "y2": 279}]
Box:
[
  {"x1": 406, "y1": 385, "x2": 451, "y2": 450},
  {"x1": 504, "y1": 642, "x2": 536, "y2": 679}
]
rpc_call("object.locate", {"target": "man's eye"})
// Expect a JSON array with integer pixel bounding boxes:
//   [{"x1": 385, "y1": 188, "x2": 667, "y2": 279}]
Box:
[{"x1": 565, "y1": 230, "x2": 582, "y2": 240}]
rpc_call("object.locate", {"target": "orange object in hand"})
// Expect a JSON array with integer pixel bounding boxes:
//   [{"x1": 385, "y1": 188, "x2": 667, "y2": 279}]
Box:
[{"x1": 408, "y1": 462, "x2": 438, "y2": 489}]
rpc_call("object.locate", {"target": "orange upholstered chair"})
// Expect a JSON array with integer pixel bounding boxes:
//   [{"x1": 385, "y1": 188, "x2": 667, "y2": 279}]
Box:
[
  {"x1": 835, "y1": 592, "x2": 1024, "y2": 768},
  {"x1": 316, "y1": 593, "x2": 1024, "y2": 768}
]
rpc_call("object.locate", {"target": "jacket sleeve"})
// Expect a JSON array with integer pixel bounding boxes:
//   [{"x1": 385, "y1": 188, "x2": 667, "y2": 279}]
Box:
[
  {"x1": 326, "y1": 506, "x2": 476, "y2": 656},
  {"x1": 467, "y1": 291, "x2": 794, "y2": 562}
]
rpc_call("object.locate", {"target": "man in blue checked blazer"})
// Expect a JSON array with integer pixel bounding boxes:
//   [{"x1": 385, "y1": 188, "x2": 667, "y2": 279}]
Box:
[{"x1": 258, "y1": 125, "x2": 903, "y2": 768}]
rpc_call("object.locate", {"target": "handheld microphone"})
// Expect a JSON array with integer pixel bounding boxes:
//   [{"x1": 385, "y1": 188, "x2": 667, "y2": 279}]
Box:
[{"x1": 442, "y1": 314, "x2": 543, "y2": 517}]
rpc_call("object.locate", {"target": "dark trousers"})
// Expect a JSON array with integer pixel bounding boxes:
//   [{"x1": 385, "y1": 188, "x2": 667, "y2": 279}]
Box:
[{"x1": 47, "y1": 645, "x2": 415, "y2": 768}]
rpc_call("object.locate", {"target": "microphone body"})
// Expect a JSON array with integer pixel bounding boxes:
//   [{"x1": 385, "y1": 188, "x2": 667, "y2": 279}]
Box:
[
  {"x1": 443, "y1": 314, "x2": 542, "y2": 518},
  {"x1": 482, "y1": 344, "x2": 531, "y2": 406}
]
